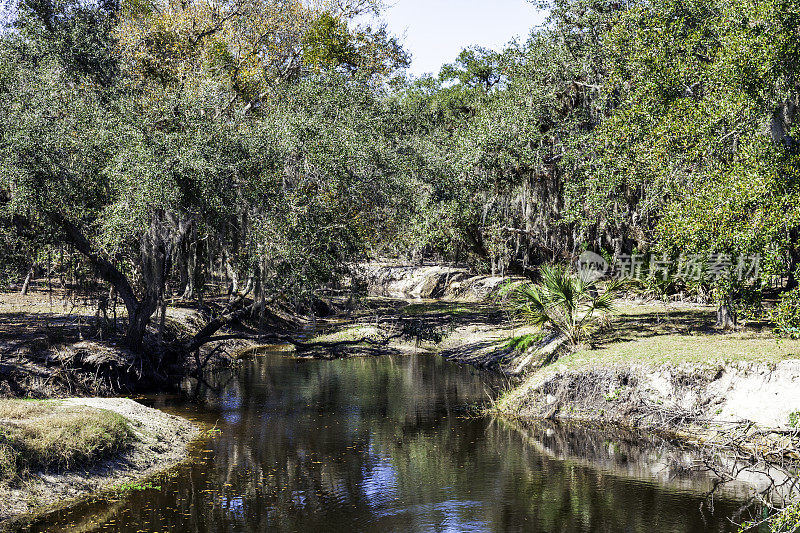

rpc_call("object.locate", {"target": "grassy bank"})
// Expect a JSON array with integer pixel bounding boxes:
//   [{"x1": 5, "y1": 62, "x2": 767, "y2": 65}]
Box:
[
  {"x1": 304, "y1": 298, "x2": 800, "y2": 372},
  {"x1": 0, "y1": 400, "x2": 133, "y2": 483},
  {"x1": 483, "y1": 302, "x2": 800, "y2": 476},
  {"x1": 553, "y1": 302, "x2": 800, "y2": 370},
  {"x1": 0, "y1": 397, "x2": 198, "y2": 523}
]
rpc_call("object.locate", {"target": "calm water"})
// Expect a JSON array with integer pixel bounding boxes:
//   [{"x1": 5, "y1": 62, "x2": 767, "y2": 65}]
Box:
[{"x1": 22, "y1": 354, "x2": 755, "y2": 532}]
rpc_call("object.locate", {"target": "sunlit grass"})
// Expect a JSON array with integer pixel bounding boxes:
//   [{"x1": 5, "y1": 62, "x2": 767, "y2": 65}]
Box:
[
  {"x1": 307, "y1": 325, "x2": 385, "y2": 344},
  {"x1": 562, "y1": 334, "x2": 800, "y2": 369},
  {"x1": 502, "y1": 332, "x2": 546, "y2": 353},
  {"x1": 545, "y1": 302, "x2": 800, "y2": 371},
  {"x1": 401, "y1": 302, "x2": 478, "y2": 317},
  {"x1": 0, "y1": 400, "x2": 133, "y2": 482}
]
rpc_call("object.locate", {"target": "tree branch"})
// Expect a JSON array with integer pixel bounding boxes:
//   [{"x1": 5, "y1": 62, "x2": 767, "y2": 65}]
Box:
[
  {"x1": 48, "y1": 213, "x2": 140, "y2": 315},
  {"x1": 191, "y1": 328, "x2": 406, "y2": 353}
]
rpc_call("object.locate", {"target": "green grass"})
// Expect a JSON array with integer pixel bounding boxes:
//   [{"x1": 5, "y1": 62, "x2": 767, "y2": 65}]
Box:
[
  {"x1": 401, "y1": 302, "x2": 477, "y2": 317},
  {"x1": 0, "y1": 400, "x2": 134, "y2": 482},
  {"x1": 502, "y1": 332, "x2": 546, "y2": 353},
  {"x1": 557, "y1": 333, "x2": 800, "y2": 370},
  {"x1": 115, "y1": 480, "x2": 162, "y2": 493},
  {"x1": 547, "y1": 302, "x2": 800, "y2": 371}
]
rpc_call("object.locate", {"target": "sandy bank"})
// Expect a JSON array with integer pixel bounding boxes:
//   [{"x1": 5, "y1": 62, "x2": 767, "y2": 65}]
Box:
[
  {"x1": 497, "y1": 359, "x2": 800, "y2": 459},
  {"x1": 0, "y1": 397, "x2": 199, "y2": 525},
  {"x1": 358, "y1": 263, "x2": 521, "y2": 301}
]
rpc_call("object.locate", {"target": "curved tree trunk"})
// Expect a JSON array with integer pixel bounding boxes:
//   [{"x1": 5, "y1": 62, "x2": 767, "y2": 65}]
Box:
[
  {"x1": 52, "y1": 213, "x2": 160, "y2": 351},
  {"x1": 20, "y1": 266, "x2": 34, "y2": 295}
]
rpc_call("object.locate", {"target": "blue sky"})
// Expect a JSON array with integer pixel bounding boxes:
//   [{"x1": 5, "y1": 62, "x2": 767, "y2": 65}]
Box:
[
  {"x1": 0, "y1": 1, "x2": 547, "y2": 76},
  {"x1": 381, "y1": 0, "x2": 547, "y2": 77}
]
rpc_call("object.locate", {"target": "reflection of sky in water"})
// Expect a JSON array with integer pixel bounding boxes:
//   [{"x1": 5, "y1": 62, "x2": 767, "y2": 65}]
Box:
[
  {"x1": 221, "y1": 496, "x2": 245, "y2": 521},
  {"x1": 221, "y1": 410, "x2": 241, "y2": 424},
  {"x1": 291, "y1": 490, "x2": 308, "y2": 508},
  {"x1": 221, "y1": 388, "x2": 242, "y2": 424},
  {"x1": 362, "y1": 438, "x2": 399, "y2": 505},
  {"x1": 361, "y1": 459, "x2": 398, "y2": 503},
  {"x1": 371, "y1": 501, "x2": 490, "y2": 532},
  {"x1": 427, "y1": 500, "x2": 489, "y2": 533},
  {"x1": 360, "y1": 443, "x2": 489, "y2": 532}
]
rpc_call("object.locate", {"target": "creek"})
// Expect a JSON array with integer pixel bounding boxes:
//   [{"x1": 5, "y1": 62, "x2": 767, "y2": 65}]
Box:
[{"x1": 23, "y1": 353, "x2": 756, "y2": 532}]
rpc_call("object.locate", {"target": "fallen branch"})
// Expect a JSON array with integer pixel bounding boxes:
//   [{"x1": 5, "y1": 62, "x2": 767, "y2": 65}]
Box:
[{"x1": 197, "y1": 330, "x2": 406, "y2": 353}]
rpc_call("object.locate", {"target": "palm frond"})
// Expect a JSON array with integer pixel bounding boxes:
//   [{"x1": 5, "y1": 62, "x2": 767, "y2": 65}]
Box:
[{"x1": 504, "y1": 265, "x2": 624, "y2": 347}]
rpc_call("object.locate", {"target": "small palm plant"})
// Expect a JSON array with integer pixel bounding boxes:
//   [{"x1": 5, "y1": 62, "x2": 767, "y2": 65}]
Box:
[{"x1": 504, "y1": 265, "x2": 622, "y2": 348}]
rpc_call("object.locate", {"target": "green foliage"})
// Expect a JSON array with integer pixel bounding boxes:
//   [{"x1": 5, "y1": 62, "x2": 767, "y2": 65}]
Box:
[
  {"x1": 503, "y1": 266, "x2": 623, "y2": 347},
  {"x1": 392, "y1": 0, "x2": 800, "y2": 293},
  {"x1": 503, "y1": 332, "x2": 546, "y2": 353},
  {"x1": 440, "y1": 47, "x2": 502, "y2": 91},
  {"x1": 0, "y1": 0, "x2": 414, "y2": 348},
  {"x1": 597, "y1": 0, "x2": 800, "y2": 282},
  {"x1": 302, "y1": 13, "x2": 358, "y2": 71},
  {"x1": 301, "y1": 12, "x2": 409, "y2": 78},
  {"x1": 740, "y1": 502, "x2": 800, "y2": 533},
  {"x1": 3, "y1": 0, "x2": 800, "y2": 353},
  {"x1": 772, "y1": 289, "x2": 800, "y2": 339},
  {"x1": 15, "y1": 0, "x2": 119, "y2": 86},
  {"x1": 0, "y1": 226, "x2": 31, "y2": 290}
]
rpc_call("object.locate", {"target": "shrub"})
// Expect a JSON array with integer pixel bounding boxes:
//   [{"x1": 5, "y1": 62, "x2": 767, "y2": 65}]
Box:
[
  {"x1": 740, "y1": 501, "x2": 800, "y2": 533},
  {"x1": 771, "y1": 288, "x2": 800, "y2": 339},
  {"x1": 503, "y1": 265, "x2": 623, "y2": 348}
]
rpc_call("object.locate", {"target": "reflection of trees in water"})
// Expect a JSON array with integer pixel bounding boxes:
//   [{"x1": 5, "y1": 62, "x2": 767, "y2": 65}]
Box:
[
  {"x1": 500, "y1": 419, "x2": 763, "y2": 498},
  {"x1": 172, "y1": 355, "x2": 500, "y2": 531},
  {"x1": 477, "y1": 421, "x2": 751, "y2": 533},
  {"x1": 31, "y1": 355, "x2": 750, "y2": 532}
]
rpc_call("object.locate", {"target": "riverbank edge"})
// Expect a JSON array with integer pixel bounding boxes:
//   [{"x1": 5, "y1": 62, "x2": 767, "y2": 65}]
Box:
[
  {"x1": 0, "y1": 398, "x2": 201, "y2": 529},
  {"x1": 493, "y1": 359, "x2": 800, "y2": 462}
]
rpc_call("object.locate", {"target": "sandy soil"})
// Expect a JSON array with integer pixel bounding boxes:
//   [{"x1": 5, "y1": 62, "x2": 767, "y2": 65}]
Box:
[{"x1": 0, "y1": 398, "x2": 200, "y2": 525}]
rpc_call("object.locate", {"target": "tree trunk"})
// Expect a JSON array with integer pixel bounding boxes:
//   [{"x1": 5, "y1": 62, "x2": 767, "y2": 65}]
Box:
[
  {"x1": 157, "y1": 296, "x2": 167, "y2": 347},
  {"x1": 182, "y1": 241, "x2": 196, "y2": 300},
  {"x1": 125, "y1": 295, "x2": 159, "y2": 350},
  {"x1": 20, "y1": 266, "x2": 34, "y2": 295},
  {"x1": 716, "y1": 302, "x2": 738, "y2": 331},
  {"x1": 51, "y1": 213, "x2": 158, "y2": 350},
  {"x1": 225, "y1": 254, "x2": 239, "y2": 297},
  {"x1": 187, "y1": 299, "x2": 260, "y2": 352}
]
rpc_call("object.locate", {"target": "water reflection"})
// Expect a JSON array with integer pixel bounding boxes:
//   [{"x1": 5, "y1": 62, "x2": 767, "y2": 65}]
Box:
[{"x1": 20, "y1": 354, "x2": 753, "y2": 532}]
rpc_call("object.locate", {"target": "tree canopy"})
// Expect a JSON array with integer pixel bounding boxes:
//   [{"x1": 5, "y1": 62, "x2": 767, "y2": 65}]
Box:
[{"x1": 1, "y1": 0, "x2": 799, "y2": 352}]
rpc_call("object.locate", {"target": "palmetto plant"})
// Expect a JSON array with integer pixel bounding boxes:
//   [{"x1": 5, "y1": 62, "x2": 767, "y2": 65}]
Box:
[{"x1": 505, "y1": 265, "x2": 623, "y2": 348}]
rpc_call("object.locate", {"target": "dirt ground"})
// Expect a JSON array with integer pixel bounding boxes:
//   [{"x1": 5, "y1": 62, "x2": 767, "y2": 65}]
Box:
[
  {"x1": 0, "y1": 287, "x2": 119, "y2": 397},
  {"x1": 0, "y1": 285, "x2": 283, "y2": 398}
]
